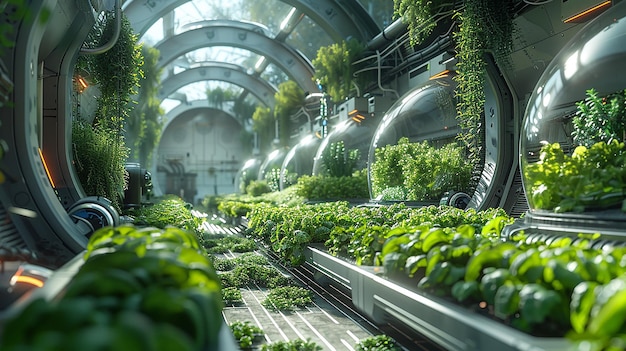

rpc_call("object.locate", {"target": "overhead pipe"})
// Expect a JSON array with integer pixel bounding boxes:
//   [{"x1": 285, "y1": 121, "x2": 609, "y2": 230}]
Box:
[{"x1": 80, "y1": 0, "x2": 121, "y2": 55}]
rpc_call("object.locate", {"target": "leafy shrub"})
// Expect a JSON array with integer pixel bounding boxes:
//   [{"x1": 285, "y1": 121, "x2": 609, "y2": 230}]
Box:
[
  {"x1": 222, "y1": 287, "x2": 243, "y2": 305},
  {"x1": 355, "y1": 335, "x2": 401, "y2": 351},
  {"x1": 572, "y1": 88, "x2": 626, "y2": 147},
  {"x1": 320, "y1": 140, "x2": 360, "y2": 177},
  {"x1": 247, "y1": 180, "x2": 272, "y2": 197},
  {"x1": 295, "y1": 170, "x2": 369, "y2": 200},
  {"x1": 371, "y1": 138, "x2": 472, "y2": 201},
  {"x1": 72, "y1": 120, "x2": 129, "y2": 212},
  {"x1": 230, "y1": 321, "x2": 263, "y2": 349},
  {"x1": 262, "y1": 286, "x2": 313, "y2": 311},
  {"x1": 128, "y1": 195, "x2": 201, "y2": 234},
  {"x1": 260, "y1": 339, "x2": 322, "y2": 351}
]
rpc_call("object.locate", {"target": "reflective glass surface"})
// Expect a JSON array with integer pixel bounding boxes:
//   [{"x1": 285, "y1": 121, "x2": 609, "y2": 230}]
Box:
[
  {"x1": 521, "y1": 2, "x2": 626, "y2": 219},
  {"x1": 280, "y1": 135, "x2": 321, "y2": 190},
  {"x1": 312, "y1": 120, "x2": 376, "y2": 176},
  {"x1": 367, "y1": 76, "x2": 461, "y2": 201}
]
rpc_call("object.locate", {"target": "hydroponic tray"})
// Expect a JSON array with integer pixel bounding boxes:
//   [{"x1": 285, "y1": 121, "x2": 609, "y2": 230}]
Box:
[{"x1": 305, "y1": 245, "x2": 572, "y2": 351}]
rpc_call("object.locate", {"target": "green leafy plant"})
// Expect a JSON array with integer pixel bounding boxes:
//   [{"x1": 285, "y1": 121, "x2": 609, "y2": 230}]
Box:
[
  {"x1": 262, "y1": 286, "x2": 313, "y2": 311},
  {"x1": 230, "y1": 321, "x2": 264, "y2": 349},
  {"x1": 572, "y1": 88, "x2": 626, "y2": 147},
  {"x1": 371, "y1": 138, "x2": 472, "y2": 201},
  {"x1": 294, "y1": 170, "x2": 369, "y2": 200},
  {"x1": 260, "y1": 339, "x2": 322, "y2": 351},
  {"x1": 312, "y1": 39, "x2": 365, "y2": 102},
  {"x1": 355, "y1": 335, "x2": 401, "y2": 351},
  {"x1": 247, "y1": 180, "x2": 272, "y2": 197},
  {"x1": 274, "y1": 81, "x2": 304, "y2": 146},
  {"x1": 524, "y1": 141, "x2": 626, "y2": 212},
  {"x1": 72, "y1": 120, "x2": 129, "y2": 212},
  {"x1": 128, "y1": 195, "x2": 201, "y2": 233},
  {"x1": 320, "y1": 140, "x2": 360, "y2": 177}
]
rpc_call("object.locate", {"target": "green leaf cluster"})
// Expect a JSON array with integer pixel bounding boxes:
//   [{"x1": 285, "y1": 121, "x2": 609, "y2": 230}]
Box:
[
  {"x1": 229, "y1": 321, "x2": 263, "y2": 349},
  {"x1": 262, "y1": 286, "x2": 313, "y2": 311},
  {"x1": 128, "y1": 195, "x2": 201, "y2": 234},
  {"x1": 72, "y1": 120, "x2": 129, "y2": 212},
  {"x1": 312, "y1": 39, "x2": 365, "y2": 102},
  {"x1": 260, "y1": 338, "x2": 322, "y2": 351},
  {"x1": 0, "y1": 225, "x2": 223, "y2": 351},
  {"x1": 371, "y1": 138, "x2": 472, "y2": 201},
  {"x1": 295, "y1": 170, "x2": 369, "y2": 200},
  {"x1": 355, "y1": 334, "x2": 401, "y2": 351},
  {"x1": 320, "y1": 140, "x2": 360, "y2": 177},
  {"x1": 572, "y1": 88, "x2": 626, "y2": 147},
  {"x1": 524, "y1": 141, "x2": 626, "y2": 212}
]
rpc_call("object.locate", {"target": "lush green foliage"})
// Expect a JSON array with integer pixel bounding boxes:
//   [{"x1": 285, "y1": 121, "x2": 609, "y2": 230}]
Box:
[
  {"x1": 72, "y1": 120, "x2": 129, "y2": 212},
  {"x1": 260, "y1": 339, "x2": 322, "y2": 351},
  {"x1": 202, "y1": 234, "x2": 257, "y2": 254},
  {"x1": 127, "y1": 195, "x2": 202, "y2": 233},
  {"x1": 380, "y1": 216, "x2": 626, "y2": 340},
  {"x1": 572, "y1": 88, "x2": 626, "y2": 147},
  {"x1": 246, "y1": 201, "x2": 351, "y2": 265},
  {"x1": 371, "y1": 138, "x2": 473, "y2": 201},
  {"x1": 86, "y1": 12, "x2": 143, "y2": 130},
  {"x1": 524, "y1": 141, "x2": 626, "y2": 213},
  {"x1": 262, "y1": 286, "x2": 314, "y2": 311},
  {"x1": 229, "y1": 321, "x2": 263, "y2": 349},
  {"x1": 274, "y1": 81, "x2": 304, "y2": 146},
  {"x1": 326, "y1": 203, "x2": 509, "y2": 265},
  {"x1": 295, "y1": 170, "x2": 369, "y2": 200},
  {"x1": 246, "y1": 201, "x2": 508, "y2": 266},
  {"x1": 0, "y1": 225, "x2": 223, "y2": 351},
  {"x1": 393, "y1": 0, "x2": 453, "y2": 45},
  {"x1": 217, "y1": 252, "x2": 292, "y2": 289},
  {"x1": 453, "y1": 0, "x2": 515, "y2": 179},
  {"x1": 312, "y1": 39, "x2": 365, "y2": 102},
  {"x1": 126, "y1": 45, "x2": 163, "y2": 168},
  {"x1": 320, "y1": 140, "x2": 360, "y2": 177},
  {"x1": 246, "y1": 180, "x2": 272, "y2": 197},
  {"x1": 265, "y1": 168, "x2": 282, "y2": 192},
  {"x1": 355, "y1": 335, "x2": 401, "y2": 351}
]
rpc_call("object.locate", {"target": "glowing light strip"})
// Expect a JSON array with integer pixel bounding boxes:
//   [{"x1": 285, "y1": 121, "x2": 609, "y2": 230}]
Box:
[
  {"x1": 38, "y1": 148, "x2": 56, "y2": 188},
  {"x1": 12, "y1": 275, "x2": 45, "y2": 288},
  {"x1": 564, "y1": 1, "x2": 611, "y2": 23},
  {"x1": 430, "y1": 69, "x2": 451, "y2": 80}
]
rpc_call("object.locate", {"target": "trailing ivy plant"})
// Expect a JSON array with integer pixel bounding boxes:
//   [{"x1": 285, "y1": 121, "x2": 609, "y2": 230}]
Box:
[
  {"x1": 394, "y1": 0, "x2": 515, "y2": 189},
  {"x1": 453, "y1": 0, "x2": 515, "y2": 181},
  {"x1": 126, "y1": 45, "x2": 163, "y2": 168},
  {"x1": 88, "y1": 11, "x2": 143, "y2": 130},
  {"x1": 393, "y1": 0, "x2": 457, "y2": 46},
  {"x1": 72, "y1": 120, "x2": 129, "y2": 212}
]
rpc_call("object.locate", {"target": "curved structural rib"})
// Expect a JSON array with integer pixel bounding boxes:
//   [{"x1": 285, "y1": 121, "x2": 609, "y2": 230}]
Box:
[
  {"x1": 154, "y1": 20, "x2": 318, "y2": 93},
  {"x1": 123, "y1": 0, "x2": 378, "y2": 42},
  {"x1": 158, "y1": 63, "x2": 277, "y2": 109}
]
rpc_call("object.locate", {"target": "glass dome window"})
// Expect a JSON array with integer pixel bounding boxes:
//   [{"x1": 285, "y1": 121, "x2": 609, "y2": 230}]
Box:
[
  {"x1": 520, "y1": 1, "x2": 626, "y2": 232},
  {"x1": 367, "y1": 76, "x2": 471, "y2": 202},
  {"x1": 258, "y1": 148, "x2": 288, "y2": 192},
  {"x1": 312, "y1": 120, "x2": 375, "y2": 177},
  {"x1": 235, "y1": 158, "x2": 261, "y2": 194},
  {"x1": 280, "y1": 135, "x2": 321, "y2": 191}
]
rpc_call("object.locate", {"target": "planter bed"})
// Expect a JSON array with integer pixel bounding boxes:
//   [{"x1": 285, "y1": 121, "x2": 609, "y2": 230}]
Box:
[{"x1": 305, "y1": 245, "x2": 571, "y2": 351}]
